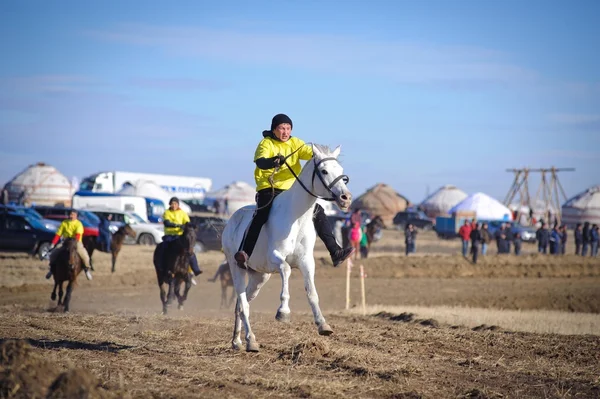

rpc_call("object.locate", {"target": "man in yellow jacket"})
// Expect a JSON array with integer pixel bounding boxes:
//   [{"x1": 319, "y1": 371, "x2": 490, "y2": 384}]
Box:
[
  {"x1": 45, "y1": 209, "x2": 93, "y2": 280},
  {"x1": 156, "y1": 197, "x2": 203, "y2": 279},
  {"x1": 234, "y1": 113, "x2": 355, "y2": 269}
]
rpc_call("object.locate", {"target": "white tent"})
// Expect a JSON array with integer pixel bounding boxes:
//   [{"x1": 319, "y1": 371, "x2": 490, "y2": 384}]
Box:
[
  {"x1": 419, "y1": 185, "x2": 468, "y2": 218},
  {"x1": 205, "y1": 181, "x2": 255, "y2": 216},
  {"x1": 4, "y1": 162, "x2": 75, "y2": 206},
  {"x1": 117, "y1": 179, "x2": 192, "y2": 213},
  {"x1": 562, "y1": 185, "x2": 600, "y2": 227},
  {"x1": 449, "y1": 192, "x2": 513, "y2": 221}
]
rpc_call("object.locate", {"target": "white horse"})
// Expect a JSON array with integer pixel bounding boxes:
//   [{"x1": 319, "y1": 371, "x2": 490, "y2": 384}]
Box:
[{"x1": 221, "y1": 144, "x2": 352, "y2": 352}]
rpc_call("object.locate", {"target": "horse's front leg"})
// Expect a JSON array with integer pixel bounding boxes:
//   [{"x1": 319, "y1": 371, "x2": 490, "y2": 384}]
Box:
[
  {"x1": 51, "y1": 282, "x2": 58, "y2": 301},
  {"x1": 63, "y1": 281, "x2": 74, "y2": 312},
  {"x1": 111, "y1": 251, "x2": 117, "y2": 273},
  {"x1": 167, "y1": 277, "x2": 175, "y2": 304},
  {"x1": 273, "y1": 250, "x2": 292, "y2": 323},
  {"x1": 298, "y1": 255, "x2": 332, "y2": 335},
  {"x1": 57, "y1": 282, "x2": 64, "y2": 306},
  {"x1": 178, "y1": 277, "x2": 191, "y2": 310}
]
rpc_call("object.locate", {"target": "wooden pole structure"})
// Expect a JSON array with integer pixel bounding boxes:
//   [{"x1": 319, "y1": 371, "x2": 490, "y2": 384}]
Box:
[
  {"x1": 345, "y1": 258, "x2": 352, "y2": 310},
  {"x1": 359, "y1": 265, "x2": 366, "y2": 316}
]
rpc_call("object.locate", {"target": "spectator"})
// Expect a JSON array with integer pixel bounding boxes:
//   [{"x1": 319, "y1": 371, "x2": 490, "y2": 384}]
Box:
[
  {"x1": 405, "y1": 223, "x2": 417, "y2": 256},
  {"x1": 469, "y1": 223, "x2": 482, "y2": 264},
  {"x1": 582, "y1": 222, "x2": 591, "y2": 256},
  {"x1": 549, "y1": 225, "x2": 561, "y2": 255},
  {"x1": 536, "y1": 223, "x2": 549, "y2": 254},
  {"x1": 350, "y1": 208, "x2": 362, "y2": 226},
  {"x1": 574, "y1": 223, "x2": 583, "y2": 255},
  {"x1": 505, "y1": 224, "x2": 513, "y2": 254},
  {"x1": 349, "y1": 222, "x2": 362, "y2": 260},
  {"x1": 514, "y1": 232, "x2": 522, "y2": 255},
  {"x1": 480, "y1": 223, "x2": 492, "y2": 256},
  {"x1": 359, "y1": 224, "x2": 369, "y2": 258},
  {"x1": 98, "y1": 214, "x2": 113, "y2": 252},
  {"x1": 591, "y1": 224, "x2": 599, "y2": 257},
  {"x1": 214, "y1": 200, "x2": 220, "y2": 216},
  {"x1": 559, "y1": 225, "x2": 567, "y2": 255},
  {"x1": 495, "y1": 223, "x2": 508, "y2": 254},
  {"x1": 1, "y1": 187, "x2": 8, "y2": 206},
  {"x1": 458, "y1": 220, "x2": 472, "y2": 257},
  {"x1": 223, "y1": 197, "x2": 230, "y2": 216}
]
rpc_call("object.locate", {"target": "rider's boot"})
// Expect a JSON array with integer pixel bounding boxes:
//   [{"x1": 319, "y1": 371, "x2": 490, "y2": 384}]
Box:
[
  {"x1": 234, "y1": 251, "x2": 248, "y2": 270},
  {"x1": 45, "y1": 265, "x2": 53, "y2": 279},
  {"x1": 189, "y1": 253, "x2": 203, "y2": 275},
  {"x1": 82, "y1": 266, "x2": 93, "y2": 281},
  {"x1": 313, "y1": 205, "x2": 355, "y2": 267}
]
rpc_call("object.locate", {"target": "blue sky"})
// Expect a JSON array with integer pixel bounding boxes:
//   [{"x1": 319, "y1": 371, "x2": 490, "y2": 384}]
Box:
[{"x1": 1, "y1": 0, "x2": 598, "y2": 205}]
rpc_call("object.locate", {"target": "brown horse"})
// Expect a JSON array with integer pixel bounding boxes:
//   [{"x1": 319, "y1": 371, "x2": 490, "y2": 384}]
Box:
[
  {"x1": 83, "y1": 225, "x2": 136, "y2": 273},
  {"x1": 50, "y1": 238, "x2": 82, "y2": 312},
  {"x1": 208, "y1": 260, "x2": 235, "y2": 309},
  {"x1": 153, "y1": 223, "x2": 197, "y2": 314},
  {"x1": 366, "y1": 215, "x2": 386, "y2": 251}
]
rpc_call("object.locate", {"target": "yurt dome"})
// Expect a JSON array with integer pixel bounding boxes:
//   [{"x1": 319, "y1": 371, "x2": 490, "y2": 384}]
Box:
[
  {"x1": 351, "y1": 183, "x2": 410, "y2": 226},
  {"x1": 205, "y1": 181, "x2": 255, "y2": 215},
  {"x1": 419, "y1": 185, "x2": 468, "y2": 218},
  {"x1": 5, "y1": 162, "x2": 74, "y2": 206},
  {"x1": 449, "y1": 192, "x2": 513, "y2": 221},
  {"x1": 561, "y1": 185, "x2": 600, "y2": 227}
]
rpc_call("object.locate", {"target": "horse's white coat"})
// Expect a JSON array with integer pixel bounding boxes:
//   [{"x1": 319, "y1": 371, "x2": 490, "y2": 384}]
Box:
[{"x1": 221, "y1": 144, "x2": 352, "y2": 351}]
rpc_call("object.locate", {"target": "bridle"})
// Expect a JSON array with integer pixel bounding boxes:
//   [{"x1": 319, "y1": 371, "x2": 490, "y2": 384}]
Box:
[{"x1": 282, "y1": 145, "x2": 349, "y2": 202}]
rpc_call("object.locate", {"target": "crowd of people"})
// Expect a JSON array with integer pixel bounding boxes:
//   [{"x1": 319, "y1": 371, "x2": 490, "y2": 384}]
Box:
[{"x1": 456, "y1": 219, "x2": 599, "y2": 264}]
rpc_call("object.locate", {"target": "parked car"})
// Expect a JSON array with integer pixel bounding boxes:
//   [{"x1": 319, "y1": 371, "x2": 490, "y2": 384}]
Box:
[
  {"x1": 393, "y1": 211, "x2": 434, "y2": 230},
  {"x1": 0, "y1": 213, "x2": 56, "y2": 259},
  {"x1": 480, "y1": 220, "x2": 537, "y2": 243},
  {"x1": 83, "y1": 207, "x2": 164, "y2": 245},
  {"x1": 193, "y1": 217, "x2": 227, "y2": 253},
  {"x1": 1, "y1": 205, "x2": 60, "y2": 232},
  {"x1": 31, "y1": 205, "x2": 101, "y2": 237}
]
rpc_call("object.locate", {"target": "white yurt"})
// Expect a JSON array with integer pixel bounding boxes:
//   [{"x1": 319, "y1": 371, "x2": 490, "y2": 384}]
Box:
[
  {"x1": 117, "y1": 179, "x2": 192, "y2": 213},
  {"x1": 4, "y1": 162, "x2": 75, "y2": 206},
  {"x1": 419, "y1": 185, "x2": 468, "y2": 218},
  {"x1": 205, "y1": 181, "x2": 255, "y2": 215},
  {"x1": 449, "y1": 192, "x2": 513, "y2": 221},
  {"x1": 561, "y1": 185, "x2": 600, "y2": 227}
]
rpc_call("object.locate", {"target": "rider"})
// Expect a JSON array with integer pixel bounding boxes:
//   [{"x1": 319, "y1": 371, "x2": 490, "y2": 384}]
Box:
[
  {"x1": 158, "y1": 197, "x2": 203, "y2": 279},
  {"x1": 45, "y1": 209, "x2": 93, "y2": 280},
  {"x1": 234, "y1": 113, "x2": 355, "y2": 269}
]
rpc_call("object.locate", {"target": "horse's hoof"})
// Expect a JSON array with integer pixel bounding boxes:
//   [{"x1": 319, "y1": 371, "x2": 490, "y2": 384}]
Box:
[
  {"x1": 232, "y1": 341, "x2": 243, "y2": 351},
  {"x1": 318, "y1": 323, "x2": 333, "y2": 336},
  {"x1": 51, "y1": 293, "x2": 56, "y2": 301},
  {"x1": 275, "y1": 310, "x2": 291, "y2": 323},
  {"x1": 178, "y1": 304, "x2": 183, "y2": 310},
  {"x1": 246, "y1": 341, "x2": 260, "y2": 352}
]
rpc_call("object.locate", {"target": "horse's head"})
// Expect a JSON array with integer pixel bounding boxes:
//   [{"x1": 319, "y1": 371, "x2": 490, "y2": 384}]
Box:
[
  {"x1": 122, "y1": 224, "x2": 137, "y2": 239},
  {"x1": 181, "y1": 222, "x2": 197, "y2": 255},
  {"x1": 310, "y1": 144, "x2": 352, "y2": 211},
  {"x1": 63, "y1": 238, "x2": 79, "y2": 266},
  {"x1": 372, "y1": 215, "x2": 386, "y2": 229}
]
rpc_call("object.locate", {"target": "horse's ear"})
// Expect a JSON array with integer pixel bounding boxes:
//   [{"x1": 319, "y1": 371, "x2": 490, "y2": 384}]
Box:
[
  {"x1": 311, "y1": 143, "x2": 322, "y2": 158},
  {"x1": 332, "y1": 145, "x2": 341, "y2": 158}
]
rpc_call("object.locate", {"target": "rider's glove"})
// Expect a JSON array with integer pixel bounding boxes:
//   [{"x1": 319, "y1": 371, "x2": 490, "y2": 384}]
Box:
[{"x1": 273, "y1": 154, "x2": 286, "y2": 166}]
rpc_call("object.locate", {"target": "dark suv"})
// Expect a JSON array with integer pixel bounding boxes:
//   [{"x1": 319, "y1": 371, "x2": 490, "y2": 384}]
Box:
[
  {"x1": 193, "y1": 217, "x2": 227, "y2": 253},
  {"x1": 393, "y1": 210, "x2": 434, "y2": 230},
  {"x1": 0, "y1": 213, "x2": 56, "y2": 259}
]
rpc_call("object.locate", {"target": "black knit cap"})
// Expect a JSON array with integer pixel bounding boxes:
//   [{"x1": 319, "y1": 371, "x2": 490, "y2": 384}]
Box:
[
  {"x1": 169, "y1": 197, "x2": 179, "y2": 205},
  {"x1": 270, "y1": 113, "x2": 293, "y2": 131}
]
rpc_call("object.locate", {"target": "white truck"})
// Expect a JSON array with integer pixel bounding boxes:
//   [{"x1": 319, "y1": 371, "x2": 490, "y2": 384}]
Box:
[{"x1": 79, "y1": 171, "x2": 212, "y2": 202}]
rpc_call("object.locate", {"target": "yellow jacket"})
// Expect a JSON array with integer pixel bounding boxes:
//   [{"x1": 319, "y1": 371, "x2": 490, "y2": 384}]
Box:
[
  {"x1": 56, "y1": 219, "x2": 84, "y2": 242},
  {"x1": 254, "y1": 136, "x2": 313, "y2": 191},
  {"x1": 163, "y1": 209, "x2": 190, "y2": 236}
]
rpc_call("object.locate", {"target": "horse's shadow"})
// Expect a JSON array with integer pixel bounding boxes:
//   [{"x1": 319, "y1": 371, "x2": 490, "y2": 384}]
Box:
[{"x1": 0, "y1": 338, "x2": 134, "y2": 353}]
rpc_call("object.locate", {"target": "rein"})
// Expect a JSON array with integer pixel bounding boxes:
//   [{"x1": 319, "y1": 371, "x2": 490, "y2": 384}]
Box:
[{"x1": 255, "y1": 144, "x2": 349, "y2": 212}]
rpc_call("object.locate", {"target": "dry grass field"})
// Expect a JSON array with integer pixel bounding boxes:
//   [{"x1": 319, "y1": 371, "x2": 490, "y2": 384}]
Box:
[{"x1": 1, "y1": 230, "x2": 599, "y2": 398}]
